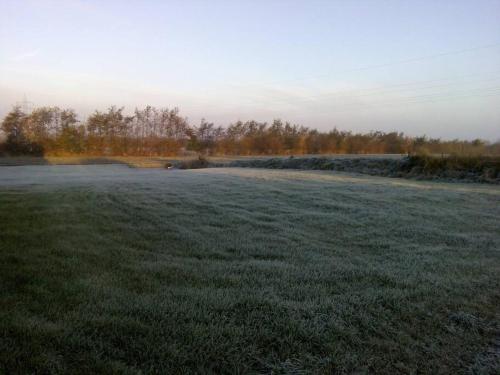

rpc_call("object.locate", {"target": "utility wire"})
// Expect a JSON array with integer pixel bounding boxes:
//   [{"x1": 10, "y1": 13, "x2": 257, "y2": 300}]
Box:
[
  {"x1": 245, "y1": 72, "x2": 500, "y2": 106},
  {"x1": 186, "y1": 71, "x2": 500, "y2": 109},
  {"x1": 310, "y1": 88, "x2": 500, "y2": 115},
  {"x1": 205, "y1": 41, "x2": 500, "y2": 91}
]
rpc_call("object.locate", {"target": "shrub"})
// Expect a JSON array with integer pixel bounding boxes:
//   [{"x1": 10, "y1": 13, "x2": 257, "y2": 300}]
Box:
[{"x1": 177, "y1": 156, "x2": 210, "y2": 169}]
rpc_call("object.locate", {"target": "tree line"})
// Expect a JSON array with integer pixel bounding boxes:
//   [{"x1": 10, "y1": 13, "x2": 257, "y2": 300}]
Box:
[{"x1": 1, "y1": 105, "x2": 498, "y2": 156}]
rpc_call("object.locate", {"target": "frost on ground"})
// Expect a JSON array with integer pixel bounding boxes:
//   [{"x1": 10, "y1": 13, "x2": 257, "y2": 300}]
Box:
[{"x1": 0, "y1": 165, "x2": 499, "y2": 374}]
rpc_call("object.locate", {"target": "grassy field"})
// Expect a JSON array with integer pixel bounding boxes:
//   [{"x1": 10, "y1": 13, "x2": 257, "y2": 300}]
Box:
[{"x1": 1, "y1": 165, "x2": 499, "y2": 374}]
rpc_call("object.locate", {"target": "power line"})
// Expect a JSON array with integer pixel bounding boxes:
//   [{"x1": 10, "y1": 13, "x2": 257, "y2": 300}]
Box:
[
  {"x1": 186, "y1": 70, "x2": 500, "y2": 110},
  {"x1": 310, "y1": 87, "x2": 500, "y2": 115},
  {"x1": 306, "y1": 86, "x2": 500, "y2": 109},
  {"x1": 176, "y1": 41, "x2": 500, "y2": 101},
  {"x1": 245, "y1": 72, "x2": 500, "y2": 106},
  {"x1": 181, "y1": 87, "x2": 500, "y2": 122},
  {"x1": 217, "y1": 41, "x2": 500, "y2": 90}
]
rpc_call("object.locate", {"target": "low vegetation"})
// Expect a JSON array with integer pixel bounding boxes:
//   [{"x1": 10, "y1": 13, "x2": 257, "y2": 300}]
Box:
[
  {"x1": 403, "y1": 154, "x2": 500, "y2": 180},
  {"x1": 216, "y1": 154, "x2": 500, "y2": 184},
  {"x1": 177, "y1": 155, "x2": 210, "y2": 169},
  {"x1": 1, "y1": 166, "x2": 499, "y2": 374}
]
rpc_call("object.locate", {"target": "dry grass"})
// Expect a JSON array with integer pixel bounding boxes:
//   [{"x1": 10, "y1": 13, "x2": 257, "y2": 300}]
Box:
[{"x1": 0, "y1": 156, "x2": 174, "y2": 168}]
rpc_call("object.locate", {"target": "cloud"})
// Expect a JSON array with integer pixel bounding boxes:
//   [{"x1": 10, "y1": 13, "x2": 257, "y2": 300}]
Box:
[{"x1": 10, "y1": 49, "x2": 41, "y2": 62}]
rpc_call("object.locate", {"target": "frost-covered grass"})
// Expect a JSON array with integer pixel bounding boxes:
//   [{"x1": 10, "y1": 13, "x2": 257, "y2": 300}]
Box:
[{"x1": 0, "y1": 166, "x2": 499, "y2": 374}]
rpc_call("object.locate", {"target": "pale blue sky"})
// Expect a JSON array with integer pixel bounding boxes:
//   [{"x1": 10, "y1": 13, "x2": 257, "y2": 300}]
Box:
[{"x1": 1, "y1": 0, "x2": 499, "y2": 139}]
